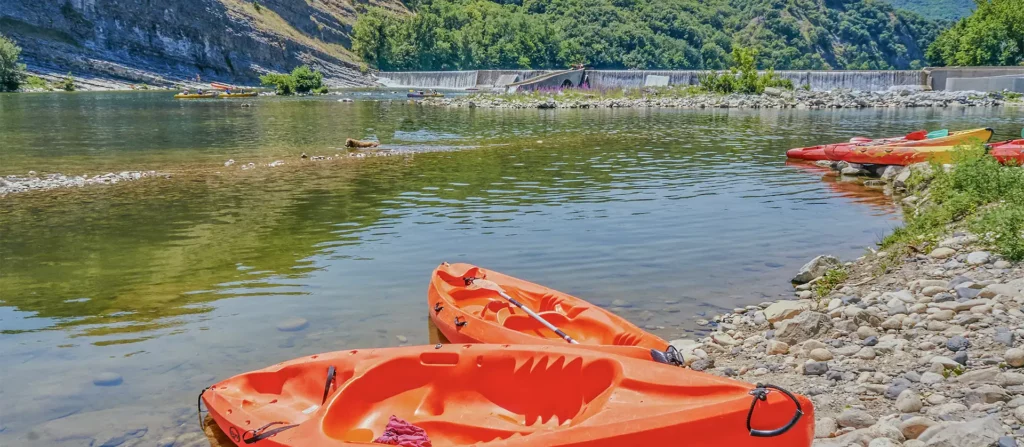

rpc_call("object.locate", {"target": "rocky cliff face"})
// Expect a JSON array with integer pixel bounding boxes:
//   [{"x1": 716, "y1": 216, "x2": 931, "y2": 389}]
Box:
[{"x1": 0, "y1": 0, "x2": 406, "y2": 87}]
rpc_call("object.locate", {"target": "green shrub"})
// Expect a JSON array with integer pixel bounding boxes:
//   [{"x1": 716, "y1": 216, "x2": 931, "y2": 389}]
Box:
[
  {"x1": 883, "y1": 144, "x2": 1024, "y2": 261},
  {"x1": 253, "y1": 1, "x2": 262, "y2": 13},
  {"x1": 314, "y1": 85, "x2": 329, "y2": 94},
  {"x1": 0, "y1": 33, "x2": 26, "y2": 92},
  {"x1": 291, "y1": 65, "x2": 323, "y2": 94},
  {"x1": 55, "y1": 72, "x2": 75, "y2": 91},
  {"x1": 699, "y1": 47, "x2": 792, "y2": 94},
  {"x1": 25, "y1": 75, "x2": 48, "y2": 90},
  {"x1": 260, "y1": 73, "x2": 296, "y2": 95}
]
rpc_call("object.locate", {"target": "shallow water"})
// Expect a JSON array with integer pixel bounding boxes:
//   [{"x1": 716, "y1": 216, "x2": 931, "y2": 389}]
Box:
[{"x1": 0, "y1": 92, "x2": 1021, "y2": 445}]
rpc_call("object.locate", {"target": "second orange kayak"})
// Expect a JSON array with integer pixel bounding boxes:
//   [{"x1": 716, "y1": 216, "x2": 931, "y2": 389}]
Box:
[
  {"x1": 202, "y1": 344, "x2": 815, "y2": 446},
  {"x1": 991, "y1": 139, "x2": 1024, "y2": 165},
  {"x1": 824, "y1": 127, "x2": 993, "y2": 165},
  {"x1": 428, "y1": 263, "x2": 672, "y2": 358}
]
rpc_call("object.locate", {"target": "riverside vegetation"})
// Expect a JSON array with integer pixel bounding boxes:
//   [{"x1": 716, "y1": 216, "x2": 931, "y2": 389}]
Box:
[
  {"x1": 678, "y1": 146, "x2": 1024, "y2": 445},
  {"x1": 352, "y1": 0, "x2": 940, "y2": 71},
  {"x1": 259, "y1": 65, "x2": 329, "y2": 95}
]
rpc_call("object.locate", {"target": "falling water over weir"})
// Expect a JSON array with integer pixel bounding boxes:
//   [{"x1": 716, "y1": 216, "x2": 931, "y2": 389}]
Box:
[{"x1": 376, "y1": 69, "x2": 928, "y2": 91}]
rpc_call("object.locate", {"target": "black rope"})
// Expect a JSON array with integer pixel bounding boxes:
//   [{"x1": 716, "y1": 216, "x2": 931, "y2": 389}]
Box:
[
  {"x1": 746, "y1": 383, "x2": 803, "y2": 438},
  {"x1": 197, "y1": 386, "x2": 211, "y2": 429},
  {"x1": 242, "y1": 421, "x2": 298, "y2": 444}
]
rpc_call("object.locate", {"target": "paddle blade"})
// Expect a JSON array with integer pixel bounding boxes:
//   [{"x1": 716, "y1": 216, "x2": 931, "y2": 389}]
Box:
[
  {"x1": 927, "y1": 129, "x2": 949, "y2": 139},
  {"x1": 906, "y1": 130, "x2": 927, "y2": 140},
  {"x1": 466, "y1": 279, "x2": 503, "y2": 293}
]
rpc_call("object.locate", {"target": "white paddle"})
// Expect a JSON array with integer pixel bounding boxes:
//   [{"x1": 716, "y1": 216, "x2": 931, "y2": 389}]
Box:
[{"x1": 466, "y1": 278, "x2": 579, "y2": 344}]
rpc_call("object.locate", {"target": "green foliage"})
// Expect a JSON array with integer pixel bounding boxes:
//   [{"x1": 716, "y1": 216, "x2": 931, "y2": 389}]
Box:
[
  {"x1": 927, "y1": 0, "x2": 1024, "y2": 66},
  {"x1": 56, "y1": 72, "x2": 75, "y2": 91},
  {"x1": 882, "y1": 144, "x2": 1024, "y2": 261},
  {"x1": 290, "y1": 65, "x2": 324, "y2": 94},
  {"x1": 0, "y1": 33, "x2": 26, "y2": 92},
  {"x1": 352, "y1": 0, "x2": 942, "y2": 71},
  {"x1": 815, "y1": 268, "x2": 849, "y2": 298},
  {"x1": 253, "y1": 1, "x2": 262, "y2": 13},
  {"x1": 260, "y1": 73, "x2": 295, "y2": 95},
  {"x1": 880, "y1": 0, "x2": 974, "y2": 21},
  {"x1": 314, "y1": 85, "x2": 330, "y2": 94},
  {"x1": 698, "y1": 47, "x2": 792, "y2": 94},
  {"x1": 24, "y1": 75, "x2": 48, "y2": 90},
  {"x1": 259, "y1": 65, "x2": 325, "y2": 95}
]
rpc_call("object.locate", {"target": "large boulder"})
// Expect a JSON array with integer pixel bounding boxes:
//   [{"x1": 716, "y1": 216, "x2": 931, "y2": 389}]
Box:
[
  {"x1": 775, "y1": 312, "x2": 833, "y2": 345},
  {"x1": 764, "y1": 301, "x2": 807, "y2": 324},
  {"x1": 792, "y1": 255, "x2": 842, "y2": 284}
]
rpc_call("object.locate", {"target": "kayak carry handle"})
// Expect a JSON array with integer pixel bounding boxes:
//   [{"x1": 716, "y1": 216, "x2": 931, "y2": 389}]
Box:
[
  {"x1": 650, "y1": 345, "x2": 685, "y2": 367},
  {"x1": 434, "y1": 302, "x2": 444, "y2": 313},
  {"x1": 746, "y1": 383, "x2": 803, "y2": 438},
  {"x1": 454, "y1": 316, "x2": 468, "y2": 328},
  {"x1": 242, "y1": 421, "x2": 298, "y2": 444}
]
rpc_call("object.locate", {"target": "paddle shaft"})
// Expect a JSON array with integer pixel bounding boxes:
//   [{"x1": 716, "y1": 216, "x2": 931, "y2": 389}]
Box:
[{"x1": 496, "y1": 290, "x2": 579, "y2": 344}]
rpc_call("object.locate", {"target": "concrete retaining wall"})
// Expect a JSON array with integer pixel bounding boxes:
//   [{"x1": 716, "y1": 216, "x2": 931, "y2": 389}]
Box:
[
  {"x1": 926, "y1": 67, "x2": 1024, "y2": 90},
  {"x1": 946, "y1": 75, "x2": 1024, "y2": 93}
]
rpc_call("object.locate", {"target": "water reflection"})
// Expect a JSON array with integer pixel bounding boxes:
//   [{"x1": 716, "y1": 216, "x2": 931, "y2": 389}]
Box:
[{"x1": 0, "y1": 95, "x2": 1020, "y2": 446}]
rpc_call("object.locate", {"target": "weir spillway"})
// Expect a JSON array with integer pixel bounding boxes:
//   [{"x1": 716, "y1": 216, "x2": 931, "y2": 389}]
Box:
[{"x1": 375, "y1": 67, "x2": 1024, "y2": 92}]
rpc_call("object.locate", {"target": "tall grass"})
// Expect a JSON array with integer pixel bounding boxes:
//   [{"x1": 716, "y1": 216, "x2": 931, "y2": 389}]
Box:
[{"x1": 882, "y1": 144, "x2": 1024, "y2": 261}]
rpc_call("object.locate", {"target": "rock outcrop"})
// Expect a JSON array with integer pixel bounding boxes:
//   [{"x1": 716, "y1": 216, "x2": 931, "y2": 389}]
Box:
[{"x1": 0, "y1": 0, "x2": 405, "y2": 87}]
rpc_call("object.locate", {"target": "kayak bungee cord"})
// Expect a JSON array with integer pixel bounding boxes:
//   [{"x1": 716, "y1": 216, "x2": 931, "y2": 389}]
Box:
[
  {"x1": 464, "y1": 277, "x2": 580, "y2": 344},
  {"x1": 746, "y1": 383, "x2": 804, "y2": 437}
]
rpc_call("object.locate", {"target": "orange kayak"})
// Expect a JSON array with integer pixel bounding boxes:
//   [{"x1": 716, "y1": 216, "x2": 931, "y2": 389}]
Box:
[
  {"x1": 201, "y1": 344, "x2": 814, "y2": 446},
  {"x1": 786, "y1": 135, "x2": 888, "y2": 161},
  {"x1": 824, "y1": 128, "x2": 993, "y2": 165},
  {"x1": 990, "y1": 139, "x2": 1024, "y2": 165},
  {"x1": 428, "y1": 263, "x2": 671, "y2": 357}
]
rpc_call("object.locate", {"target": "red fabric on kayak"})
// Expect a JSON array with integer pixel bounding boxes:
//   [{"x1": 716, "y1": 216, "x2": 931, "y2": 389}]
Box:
[{"x1": 374, "y1": 415, "x2": 432, "y2": 447}]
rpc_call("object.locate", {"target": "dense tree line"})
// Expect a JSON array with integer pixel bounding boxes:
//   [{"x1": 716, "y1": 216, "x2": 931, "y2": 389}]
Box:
[
  {"x1": 352, "y1": 0, "x2": 943, "y2": 71},
  {"x1": 926, "y1": 0, "x2": 1023, "y2": 66}
]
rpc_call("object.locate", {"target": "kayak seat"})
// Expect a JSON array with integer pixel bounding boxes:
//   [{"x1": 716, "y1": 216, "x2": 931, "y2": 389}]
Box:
[{"x1": 321, "y1": 352, "x2": 618, "y2": 444}]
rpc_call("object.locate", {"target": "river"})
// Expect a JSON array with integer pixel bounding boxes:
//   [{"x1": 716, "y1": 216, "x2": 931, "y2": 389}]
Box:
[{"x1": 0, "y1": 91, "x2": 1021, "y2": 446}]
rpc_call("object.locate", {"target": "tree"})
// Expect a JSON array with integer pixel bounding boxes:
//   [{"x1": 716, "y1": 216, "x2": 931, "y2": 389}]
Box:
[
  {"x1": 259, "y1": 73, "x2": 295, "y2": 95},
  {"x1": 290, "y1": 65, "x2": 324, "y2": 93},
  {"x1": 0, "y1": 33, "x2": 26, "y2": 92},
  {"x1": 927, "y1": 0, "x2": 1024, "y2": 66}
]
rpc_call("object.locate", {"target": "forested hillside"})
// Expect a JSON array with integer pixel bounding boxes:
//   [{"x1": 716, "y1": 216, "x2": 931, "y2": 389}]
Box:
[
  {"x1": 353, "y1": 0, "x2": 943, "y2": 71},
  {"x1": 926, "y1": 0, "x2": 1023, "y2": 66},
  {"x1": 880, "y1": 0, "x2": 974, "y2": 21}
]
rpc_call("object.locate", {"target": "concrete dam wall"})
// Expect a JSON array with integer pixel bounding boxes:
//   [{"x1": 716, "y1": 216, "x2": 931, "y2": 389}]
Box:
[{"x1": 375, "y1": 68, "x2": 1016, "y2": 92}]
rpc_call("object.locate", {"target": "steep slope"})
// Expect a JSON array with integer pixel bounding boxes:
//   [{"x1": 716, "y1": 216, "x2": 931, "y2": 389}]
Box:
[
  {"x1": 353, "y1": 0, "x2": 944, "y2": 71},
  {"x1": 879, "y1": 0, "x2": 974, "y2": 21},
  {"x1": 0, "y1": 0, "x2": 407, "y2": 87}
]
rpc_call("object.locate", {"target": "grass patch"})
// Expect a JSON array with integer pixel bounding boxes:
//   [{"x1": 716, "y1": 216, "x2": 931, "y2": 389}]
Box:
[
  {"x1": 815, "y1": 268, "x2": 849, "y2": 298},
  {"x1": 881, "y1": 143, "x2": 1024, "y2": 261}
]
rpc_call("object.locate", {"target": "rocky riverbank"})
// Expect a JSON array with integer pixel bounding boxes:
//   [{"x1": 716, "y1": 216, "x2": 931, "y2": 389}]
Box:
[
  {"x1": 427, "y1": 89, "x2": 1009, "y2": 110},
  {"x1": 0, "y1": 171, "x2": 171, "y2": 196},
  {"x1": 677, "y1": 164, "x2": 1024, "y2": 446}
]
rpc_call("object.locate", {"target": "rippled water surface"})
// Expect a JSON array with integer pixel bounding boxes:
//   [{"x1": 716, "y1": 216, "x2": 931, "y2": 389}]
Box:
[{"x1": 1, "y1": 92, "x2": 1021, "y2": 445}]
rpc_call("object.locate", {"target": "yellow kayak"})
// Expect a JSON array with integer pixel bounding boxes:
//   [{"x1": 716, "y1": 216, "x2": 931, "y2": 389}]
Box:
[
  {"x1": 218, "y1": 92, "x2": 257, "y2": 98},
  {"x1": 174, "y1": 93, "x2": 217, "y2": 99}
]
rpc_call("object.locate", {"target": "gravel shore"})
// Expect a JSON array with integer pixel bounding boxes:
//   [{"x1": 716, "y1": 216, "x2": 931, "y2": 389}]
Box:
[
  {"x1": 679, "y1": 165, "x2": 1024, "y2": 446},
  {"x1": 427, "y1": 89, "x2": 1010, "y2": 110}
]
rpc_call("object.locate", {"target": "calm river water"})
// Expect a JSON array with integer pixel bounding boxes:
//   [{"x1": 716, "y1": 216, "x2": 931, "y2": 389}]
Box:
[{"x1": 0, "y1": 91, "x2": 1021, "y2": 446}]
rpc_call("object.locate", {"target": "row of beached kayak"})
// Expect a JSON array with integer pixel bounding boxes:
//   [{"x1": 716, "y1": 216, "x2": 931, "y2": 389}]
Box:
[
  {"x1": 786, "y1": 127, "x2": 1024, "y2": 166},
  {"x1": 200, "y1": 263, "x2": 814, "y2": 446}
]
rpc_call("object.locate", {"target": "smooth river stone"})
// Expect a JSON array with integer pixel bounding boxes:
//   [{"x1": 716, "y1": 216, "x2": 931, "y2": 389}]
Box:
[
  {"x1": 276, "y1": 317, "x2": 309, "y2": 332},
  {"x1": 93, "y1": 372, "x2": 123, "y2": 386}
]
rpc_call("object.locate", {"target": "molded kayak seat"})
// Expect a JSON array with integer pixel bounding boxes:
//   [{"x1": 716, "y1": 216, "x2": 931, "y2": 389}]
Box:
[{"x1": 202, "y1": 344, "x2": 815, "y2": 446}]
